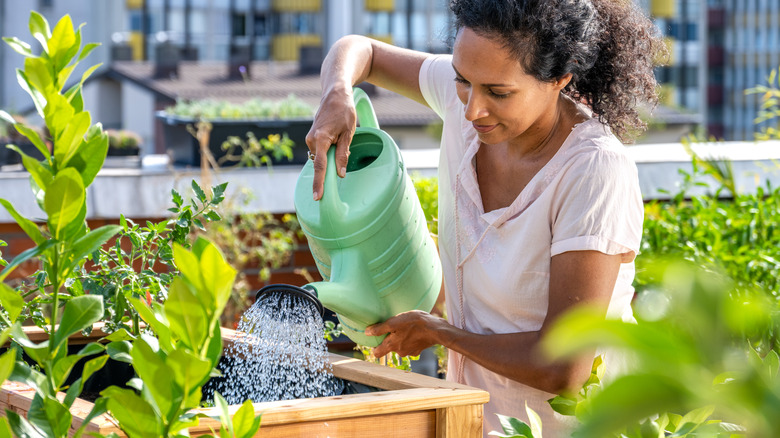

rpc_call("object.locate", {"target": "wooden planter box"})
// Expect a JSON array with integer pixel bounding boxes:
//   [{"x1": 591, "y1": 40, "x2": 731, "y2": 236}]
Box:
[
  {"x1": 155, "y1": 112, "x2": 312, "y2": 167},
  {"x1": 1, "y1": 325, "x2": 489, "y2": 437}
]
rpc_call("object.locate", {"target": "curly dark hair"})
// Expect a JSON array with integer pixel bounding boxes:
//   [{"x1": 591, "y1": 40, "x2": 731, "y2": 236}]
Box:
[{"x1": 450, "y1": 0, "x2": 666, "y2": 142}]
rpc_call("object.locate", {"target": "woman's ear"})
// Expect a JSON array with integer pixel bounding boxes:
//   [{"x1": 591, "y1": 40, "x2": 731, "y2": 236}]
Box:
[{"x1": 554, "y1": 73, "x2": 574, "y2": 91}]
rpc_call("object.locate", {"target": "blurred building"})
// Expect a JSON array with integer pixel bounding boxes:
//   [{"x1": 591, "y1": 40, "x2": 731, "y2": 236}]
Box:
[{"x1": 646, "y1": 0, "x2": 780, "y2": 141}]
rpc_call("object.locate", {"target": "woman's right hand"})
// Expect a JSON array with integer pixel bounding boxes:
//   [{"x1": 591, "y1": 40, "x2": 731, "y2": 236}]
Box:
[{"x1": 305, "y1": 86, "x2": 357, "y2": 201}]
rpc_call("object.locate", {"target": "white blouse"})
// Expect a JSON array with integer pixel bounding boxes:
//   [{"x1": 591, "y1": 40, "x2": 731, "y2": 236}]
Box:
[{"x1": 419, "y1": 55, "x2": 644, "y2": 437}]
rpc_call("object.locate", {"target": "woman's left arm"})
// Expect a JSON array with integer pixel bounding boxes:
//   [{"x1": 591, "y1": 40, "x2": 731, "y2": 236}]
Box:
[{"x1": 366, "y1": 250, "x2": 623, "y2": 395}]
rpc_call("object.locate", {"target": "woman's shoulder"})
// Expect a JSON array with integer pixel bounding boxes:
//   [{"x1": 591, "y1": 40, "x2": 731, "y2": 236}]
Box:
[{"x1": 562, "y1": 118, "x2": 638, "y2": 175}]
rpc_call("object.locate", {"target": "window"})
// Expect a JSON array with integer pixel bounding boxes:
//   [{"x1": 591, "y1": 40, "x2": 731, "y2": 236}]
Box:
[{"x1": 232, "y1": 13, "x2": 246, "y2": 37}]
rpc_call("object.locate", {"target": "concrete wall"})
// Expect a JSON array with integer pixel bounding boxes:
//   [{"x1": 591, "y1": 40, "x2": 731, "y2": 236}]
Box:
[{"x1": 121, "y1": 81, "x2": 156, "y2": 155}]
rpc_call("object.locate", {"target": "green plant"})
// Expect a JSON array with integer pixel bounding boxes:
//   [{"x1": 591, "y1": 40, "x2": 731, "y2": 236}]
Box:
[
  {"x1": 100, "y1": 237, "x2": 262, "y2": 437},
  {"x1": 106, "y1": 129, "x2": 141, "y2": 150},
  {"x1": 0, "y1": 12, "x2": 123, "y2": 436},
  {"x1": 164, "y1": 94, "x2": 314, "y2": 120},
  {"x1": 745, "y1": 64, "x2": 780, "y2": 140},
  {"x1": 219, "y1": 132, "x2": 294, "y2": 168}
]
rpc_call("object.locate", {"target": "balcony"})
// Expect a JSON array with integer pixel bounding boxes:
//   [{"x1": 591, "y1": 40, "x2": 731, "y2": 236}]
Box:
[
  {"x1": 272, "y1": 0, "x2": 321, "y2": 12},
  {"x1": 365, "y1": 0, "x2": 394, "y2": 12},
  {"x1": 651, "y1": 0, "x2": 675, "y2": 19},
  {"x1": 272, "y1": 34, "x2": 322, "y2": 61}
]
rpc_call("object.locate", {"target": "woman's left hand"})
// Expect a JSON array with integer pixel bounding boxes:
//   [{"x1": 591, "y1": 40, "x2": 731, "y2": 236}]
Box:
[{"x1": 365, "y1": 310, "x2": 446, "y2": 358}]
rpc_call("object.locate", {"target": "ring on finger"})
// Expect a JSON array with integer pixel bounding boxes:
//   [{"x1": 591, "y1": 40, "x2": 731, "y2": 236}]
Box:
[{"x1": 307, "y1": 151, "x2": 316, "y2": 161}]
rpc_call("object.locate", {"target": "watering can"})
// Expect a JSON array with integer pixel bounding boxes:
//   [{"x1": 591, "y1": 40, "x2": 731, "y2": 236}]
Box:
[{"x1": 256, "y1": 88, "x2": 442, "y2": 347}]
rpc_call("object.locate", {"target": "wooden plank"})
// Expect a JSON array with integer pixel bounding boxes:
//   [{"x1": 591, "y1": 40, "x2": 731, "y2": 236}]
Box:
[
  {"x1": 193, "y1": 411, "x2": 436, "y2": 437},
  {"x1": 191, "y1": 388, "x2": 486, "y2": 430},
  {"x1": 436, "y1": 405, "x2": 483, "y2": 438}
]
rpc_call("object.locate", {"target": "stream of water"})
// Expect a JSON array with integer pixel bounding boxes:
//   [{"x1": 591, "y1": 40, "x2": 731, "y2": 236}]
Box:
[{"x1": 215, "y1": 291, "x2": 342, "y2": 404}]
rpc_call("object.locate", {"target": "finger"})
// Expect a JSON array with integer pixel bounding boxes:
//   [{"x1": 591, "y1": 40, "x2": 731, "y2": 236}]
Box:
[
  {"x1": 311, "y1": 142, "x2": 330, "y2": 201},
  {"x1": 334, "y1": 131, "x2": 352, "y2": 178},
  {"x1": 365, "y1": 321, "x2": 389, "y2": 337}
]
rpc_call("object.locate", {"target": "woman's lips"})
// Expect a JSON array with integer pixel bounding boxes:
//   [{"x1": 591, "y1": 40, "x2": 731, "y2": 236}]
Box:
[{"x1": 473, "y1": 123, "x2": 497, "y2": 133}]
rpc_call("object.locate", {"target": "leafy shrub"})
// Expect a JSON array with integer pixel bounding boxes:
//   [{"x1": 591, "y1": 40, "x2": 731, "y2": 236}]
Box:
[{"x1": 164, "y1": 94, "x2": 314, "y2": 120}]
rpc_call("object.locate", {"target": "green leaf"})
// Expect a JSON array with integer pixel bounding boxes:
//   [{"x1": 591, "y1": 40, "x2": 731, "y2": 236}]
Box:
[
  {"x1": 0, "y1": 283, "x2": 25, "y2": 323},
  {"x1": 131, "y1": 337, "x2": 179, "y2": 422},
  {"x1": 6, "y1": 143, "x2": 55, "y2": 191},
  {"x1": 13, "y1": 123, "x2": 50, "y2": 159},
  {"x1": 5, "y1": 410, "x2": 46, "y2": 438},
  {"x1": 29, "y1": 11, "x2": 51, "y2": 52},
  {"x1": 524, "y1": 405, "x2": 542, "y2": 438},
  {"x1": 233, "y1": 399, "x2": 262, "y2": 438},
  {"x1": 24, "y1": 56, "x2": 55, "y2": 96},
  {"x1": 52, "y1": 295, "x2": 103, "y2": 352},
  {"x1": 0, "y1": 198, "x2": 45, "y2": 245},
  {"x1": 0, "y1": 240, "x2": 56, "y2": 282},
  {"x1": 192, "y1": 180, "x2": 207, "y2": 203},
  {"x1": 0, "y1": 350, "x2": 17, "y2": 387},
  {"x1": 28, "y1": 394, "x2": 72, "y2": 437},
  {"x1": 58, "y1": 111, "x2": 91, "y2": 166},
  {"x1": 2, "y1": 37, "x2": 34, "y2": 57},
  {"x1": 106, "y1": 341, "x2": 133, "y2": 365},
  {"x1": 168, "y1": 349, "x2": 211, "y2": 408},
  {"x1": 67, "y1": 124, "x2": 108, "y2": 188},
  {"x1": 0, "y1": 416, "x2": 14, "y2": 438},
  {"x1": 16, "y1": 69, "x2": 47, "y2": 117},
  {"x1": 165, "y1": 278, "x2": 208, "y2": 350},
  {"x1": 45, "y1": 167, "x2": 85, "y2": 240},
  {"x1": 489, "y1": 414, "x2": 533, "y2": 438},
  {"x1": 44, "y1": 93, "x2": 75, "y2": 148},
  {"x1": 48, "y1": 15, "x2": 77, "y2": 72},
  {"x1": 105, "y1": 328, "x2": 136, "y2": 342},
  {"x1": 128, "y1": 297, "x2": 173, "y2": 353},
  {"x1": 77, "y1": 42, "x2": 100, "y2": 63},
  {"x1": 67, "y1": 225, "x2": 121, "y2": 267},
  {"x1": 102, "y1": 386, "x2": 163, "y2": 438},
  {"x1": 547, "y1": 395, "x2": 577, "y2": 417},
  {"x1": 51, "y1": 354, "x2": 83, "y2": 389}
]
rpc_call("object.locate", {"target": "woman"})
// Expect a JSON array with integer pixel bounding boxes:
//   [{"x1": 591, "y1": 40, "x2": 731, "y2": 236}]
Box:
[{"x1": 306, "y1": 0, "x2": 663, "y2": 435}]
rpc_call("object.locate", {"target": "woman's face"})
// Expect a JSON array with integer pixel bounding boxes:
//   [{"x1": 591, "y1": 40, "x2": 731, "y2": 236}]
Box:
[{"x1": 452, "y1": 27, "x2": 568, "y2": 148}]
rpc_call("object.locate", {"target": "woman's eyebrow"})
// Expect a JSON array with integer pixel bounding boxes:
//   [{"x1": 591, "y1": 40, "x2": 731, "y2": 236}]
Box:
[{"x1": 451, "y1": 63, "x2": 511, "y2": 88}]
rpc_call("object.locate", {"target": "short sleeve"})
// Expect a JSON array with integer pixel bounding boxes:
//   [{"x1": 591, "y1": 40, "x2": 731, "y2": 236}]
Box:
[
  {"x1": 419, "y1": 55, "x2": 458, "y2": 119},
  {"x1": 550, "y1": 144, "x2": 643, "y2": 263}
]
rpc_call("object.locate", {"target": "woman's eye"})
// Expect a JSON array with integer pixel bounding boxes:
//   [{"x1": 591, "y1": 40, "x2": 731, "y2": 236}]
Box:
[
  {"x1": 454, "y1": 76, "x2": 469, "y2": 85},
  {"x1": 489, "y1": 90, "x2": 509, "y2": 99}
]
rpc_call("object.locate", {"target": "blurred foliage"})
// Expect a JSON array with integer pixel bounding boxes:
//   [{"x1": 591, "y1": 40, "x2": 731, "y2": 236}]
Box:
[
  {"x1": 745, "y1": 65, "x2": 780, "y2": 141},
  {"x1": 219, "y1": 132, "x2": 294, "y2": 168},
  {"x1": 164, "y1": 94, "x2": 313, "y2": 120}
]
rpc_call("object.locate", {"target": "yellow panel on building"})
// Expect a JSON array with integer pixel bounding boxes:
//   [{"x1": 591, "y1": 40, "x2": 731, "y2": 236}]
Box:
[
  {"x1": 272, "y1": 0, "x2": 321, "y2": 12},
  {"x1": 651, "y1": 0, "x2": 675, "y2": 18},
  {"x1": 367, "y1": 34, "x2": 393, "y2": 45},
  {"x1": 272, "y1": 34, "x2": 322, "y2": 61},
  {"x1": 126, "y1": 0, "x2": 143, "y2": 9},
  {"x1": 365, "y1": 0, "x2": 394, "y2": 12},
  {"x1": 128, "y1": 31, "x2": 144, "y2": 61}
]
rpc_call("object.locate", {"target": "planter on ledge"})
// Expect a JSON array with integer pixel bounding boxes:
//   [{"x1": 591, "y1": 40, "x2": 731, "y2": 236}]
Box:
[
  {"x1": 2, "y1": 325, "x2": 489, "y2": 437},
  {"x1": 156, "y1": 112, "x2": 312, "y2": 167}
]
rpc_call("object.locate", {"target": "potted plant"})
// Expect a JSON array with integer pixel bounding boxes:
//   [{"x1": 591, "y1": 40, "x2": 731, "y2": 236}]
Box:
[
  {"x1": 156, "y1": 95, "x2": 314, "y2": 167},
  {"x1": 106, "y1": 129, "x2": 141, "y2": 156},
  {"x1": 0, "y1": 114, "x2": 47, "y2": 167}
]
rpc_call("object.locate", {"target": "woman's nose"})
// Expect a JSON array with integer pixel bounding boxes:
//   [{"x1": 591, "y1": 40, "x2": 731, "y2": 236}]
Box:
[{"x1": 463, "y1": 91, "x2": 488, "y2": 121}]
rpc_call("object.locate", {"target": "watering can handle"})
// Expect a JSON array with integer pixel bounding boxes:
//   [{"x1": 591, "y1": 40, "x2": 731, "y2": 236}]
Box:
[{"x1": 353, "y1": 87, "x2": 379, "y2": 130}]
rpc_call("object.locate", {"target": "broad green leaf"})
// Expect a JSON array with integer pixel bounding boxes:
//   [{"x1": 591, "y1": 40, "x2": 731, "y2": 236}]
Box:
[
  {"x1": 52, "y1": 295, "x2": 103, "y2": 352},
  {"x1": 0, "y1": 198, "x2": 44, "y2": 245},
  {"x1": 0, "y1": 240, "x2": 56, "y2": 282},
  {"x1": 28, "y1": 11, "x2": 51, "y2": 52},
  {"x1": 102, "y1": 386, "x2": 163, "y2": 438},
  {"x1": 104, "y1": 328, "x2": 136, "y2": 342},
  {"x1": 28, "y1": 394, "x2": 71, "y2": 437},
  {"x1": 0, "y1": 350, "x2": 17, "y2": 387},
  {"x1": 131, "y1": 338, "x2": 179, "y2": 421},
  {"x1": 168, "y1": 349, "x2": 211, "y2": 408},
  {"x1": 9, "y1": 359, "x2": 49, "y2": 395},
  {"x1": 0, "y1": 110, "x2": 15, "y2": 124},
  {"x1": 678, "y1": 406, "x2": 715, "y2": 429},
  {"x1": 13, "y1": 123, "x2": 50, "y2": 159},
  {"x1": 172, "y1": 243, "x2": 205, "y2": 293},
  {"x1": 0, "y1": 283, "x2": 25, "y2": 323},
  {"x1": 51, "y1": 354, "x2": 83, "y2": 389},
  {"x1": 45, "y1": 167, "x2": 85, "y2": 240},
  {"x1": 489, "y1": 413, "x2": 533, "y2": 438},
  {"x1": 57, "y1": 202, "x2": 87, "y2": 245},
  {"x1": 58, "y1": 111, "x2": 91, "y2": 166},
  {"x1": 48, "y1": 15, "x2": 77, "y2": 71},
  {"x1": 128, "y1": 297, "x2": 173, "y2": 353},
  {"x1": 62, "y1": 354, "x2": 109, "y2": 406},
  {"x1": 44, "y1": 93, "x2": 74, "y2": 147},
  {"x1": 525, "y1": 404, "x2": 542, "y2": 438},
  {"x1": 5, "y1": 410, "x2": 46, "y2": 438},
  {"x1": 106, "y1": 340, "x2": 133, "y2": 363},
  {"x1": 67, "y1": 225, "x2": 121, "y2": 267},
  {"x1": 205, "y1": 323, "x2": 223, "y2": 369},
  {"x1": 2, "y1": 37, "x2": 34, "y2": 57},
  {"x1": 66, "y1": 124, "x2": 108, "y2": 187},
  {"x1": 233, "y1": 399, "x2": 262, "y2": 438},
  {"x1": 198, "y1": 242, "x2": 237, "y2": 314},
  {"x1": 0, "y1": 416, "x2": 13, "y2": 438},
  {"x1": 6, "y1": 143, "x2": 55, "y2": 191},
  {"x1": 24, "y1": 56, "x2": 55, "y2": 96},
  {"x1": 192, "y1": 180, "x2": 207, "y2": 202},
  {"x1": 547, "y1": 395, "x2": 576, "y2": 417},
  {"x1": 16, "y1": 69, "x2": 47, "y2": 117},
  {"x1": 77, "y1": 42, "x2": 100, "y2": 63},
  {"x1": 165, "y1": 278, "x2": 208, "y2": 350}
]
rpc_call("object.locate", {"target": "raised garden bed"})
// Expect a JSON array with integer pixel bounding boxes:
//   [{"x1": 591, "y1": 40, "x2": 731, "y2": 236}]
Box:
[{"x1": 1, "y1": 325, "x2": 489, "y2": 437}]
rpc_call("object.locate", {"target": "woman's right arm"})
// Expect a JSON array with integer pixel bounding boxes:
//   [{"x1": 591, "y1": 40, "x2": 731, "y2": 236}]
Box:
[{"x1": 306, "y1": 35, "x2": 431, "y2": 200}]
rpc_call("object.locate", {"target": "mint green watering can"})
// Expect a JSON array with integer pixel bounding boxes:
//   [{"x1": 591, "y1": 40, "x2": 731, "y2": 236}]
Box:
[{"x1": 255, "y1": 88, "x2": 441, "y2": 347}]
